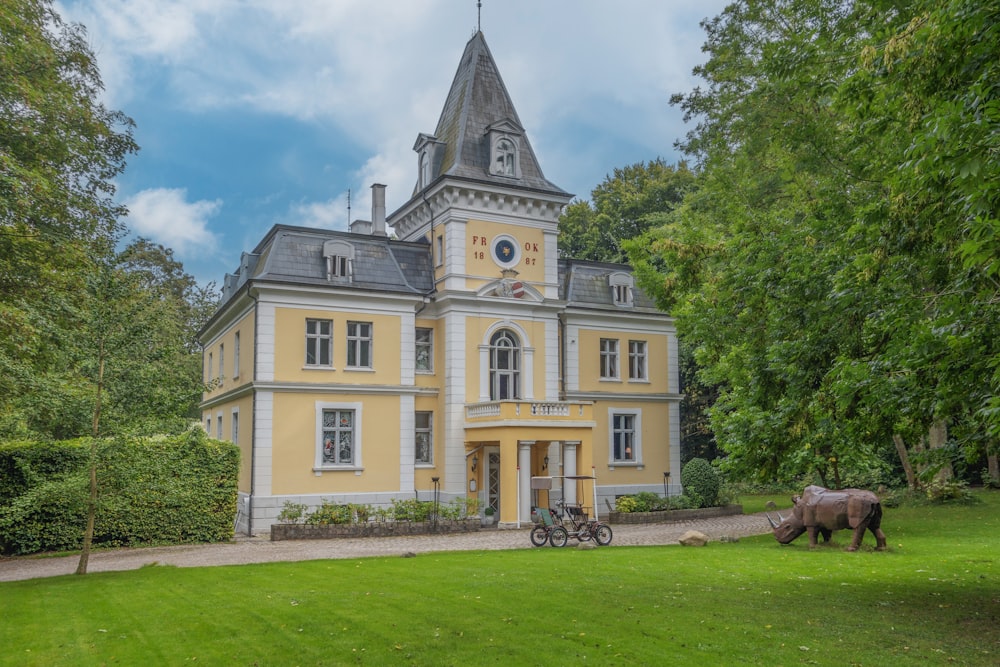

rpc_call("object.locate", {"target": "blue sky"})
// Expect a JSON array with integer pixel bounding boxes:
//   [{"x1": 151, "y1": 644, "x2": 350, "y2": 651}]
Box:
[{"x1": 60, "y1": 0, "x2": 729, "y2": 286}]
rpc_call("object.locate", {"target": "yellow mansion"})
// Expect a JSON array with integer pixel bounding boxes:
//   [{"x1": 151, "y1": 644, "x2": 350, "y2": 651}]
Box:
[{"x1": 199, "y1": 31, "x2": 681, "y2": 534}]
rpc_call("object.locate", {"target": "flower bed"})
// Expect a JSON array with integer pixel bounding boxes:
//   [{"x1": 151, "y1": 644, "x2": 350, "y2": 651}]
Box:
[
  {"x1": 608, "y1": 504, "x2": 743, "y2": 525},
  {"x1": 271, "y1": 518, "x2": 481, "y2": 541}
]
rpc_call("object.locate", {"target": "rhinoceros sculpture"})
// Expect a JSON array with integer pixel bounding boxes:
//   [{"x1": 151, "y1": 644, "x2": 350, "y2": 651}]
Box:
[{"x1": 766, "y1": 485, "x2": 887, "y2": 551}]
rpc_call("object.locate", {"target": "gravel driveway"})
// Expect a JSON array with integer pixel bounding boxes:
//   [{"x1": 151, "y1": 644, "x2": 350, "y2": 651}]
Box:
[{"x1": 0, "y1": 513, "x2": 773, "y2": 582}]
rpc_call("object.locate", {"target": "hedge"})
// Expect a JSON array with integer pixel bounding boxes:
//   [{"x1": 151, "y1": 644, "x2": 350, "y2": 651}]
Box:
[{"x1": 0, "y1": 427, "x2": 240, "y2": 555}]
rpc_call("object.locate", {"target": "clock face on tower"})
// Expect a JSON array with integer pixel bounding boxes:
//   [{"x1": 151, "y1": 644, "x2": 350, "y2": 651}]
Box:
[{"x1": 490, "y1": 235, "x2": 521, "y2": 268}]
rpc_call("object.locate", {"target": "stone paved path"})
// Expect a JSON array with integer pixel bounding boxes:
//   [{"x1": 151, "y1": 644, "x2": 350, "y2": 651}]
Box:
[{"x1": 0, "y1": 513, "x2": 773, "y2": 582}]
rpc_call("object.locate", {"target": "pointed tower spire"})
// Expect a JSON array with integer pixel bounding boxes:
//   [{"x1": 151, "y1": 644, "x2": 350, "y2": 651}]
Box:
[{"x1": 413, "y1": 31, "x2": 567, "y2": 196}]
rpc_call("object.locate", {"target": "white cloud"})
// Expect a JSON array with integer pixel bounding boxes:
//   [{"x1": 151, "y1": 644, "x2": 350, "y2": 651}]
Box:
[{"x1": 124, "y1": 188, "x2": 221, "y2": 256}]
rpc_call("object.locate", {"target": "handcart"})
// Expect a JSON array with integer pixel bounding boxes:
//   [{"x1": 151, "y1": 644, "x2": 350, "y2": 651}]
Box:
[{"x1": 529, "y1": 475, "x2": 613, "y2": 547}]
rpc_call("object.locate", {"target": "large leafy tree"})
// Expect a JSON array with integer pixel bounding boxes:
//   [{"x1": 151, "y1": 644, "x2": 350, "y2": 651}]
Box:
[
  {"x1": 1, "y1": 1, "x2": 214, "y2": 440},
  {"x1": 558, "y1": 159, "x2": 695, "y2": 263},
  {"x1": 558, "y1": 159, "x2": 719, "y2": 462},
  {"x1": 0, "y1": 0, "x2": 137, "y2": 436},
  {"x1": 631, "y1": 0, "x2": 999, "y2": 486}
]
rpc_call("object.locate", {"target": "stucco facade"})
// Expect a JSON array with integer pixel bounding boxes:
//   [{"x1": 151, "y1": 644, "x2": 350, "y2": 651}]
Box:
[{"x1": 199, "y1": 31, "x2": 681, "y2": 534}]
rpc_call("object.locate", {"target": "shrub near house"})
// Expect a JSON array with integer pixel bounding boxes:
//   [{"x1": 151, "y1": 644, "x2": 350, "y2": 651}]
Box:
[{"x1": 0, "y1": 427, "x2": 239, "y2": 555}]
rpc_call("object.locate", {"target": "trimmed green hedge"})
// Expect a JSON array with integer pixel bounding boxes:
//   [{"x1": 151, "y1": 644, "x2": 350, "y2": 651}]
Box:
[{"x1": 0, "y1": 427, "x2": 239, "y2": 555}]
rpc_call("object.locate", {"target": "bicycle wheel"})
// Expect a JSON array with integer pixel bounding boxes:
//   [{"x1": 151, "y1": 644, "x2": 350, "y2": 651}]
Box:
[
  {"x1": 549, "y1": 526, "x2": 569, "y2": 547},
  {"x1": 595, "y1": 523, "x2": 613, "y2": 546},
  {"x1": 530, "y1": 526, "x2": 549, "y2": 547}
]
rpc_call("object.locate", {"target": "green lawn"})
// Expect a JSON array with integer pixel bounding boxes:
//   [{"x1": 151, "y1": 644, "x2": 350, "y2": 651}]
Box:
[{"x1": 2, "y1": 491, "x2": 998, "y2": 666}]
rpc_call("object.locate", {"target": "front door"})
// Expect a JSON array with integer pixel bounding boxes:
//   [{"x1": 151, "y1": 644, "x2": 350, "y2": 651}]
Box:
[{"x1": 486, "y1": 447, "x2": 501, "y2": 516}]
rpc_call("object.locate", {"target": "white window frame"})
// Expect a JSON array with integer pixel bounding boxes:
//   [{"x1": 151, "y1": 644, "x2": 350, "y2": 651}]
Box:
[
  {"x1": 218, "y1": 343, "x2": 225, "y2": 383},
  {"x1": 216, "y1": 412, "x2": 223, "y2": 440},
  {"x1": 609, "y1": 408, "x2": 642, "y2": 465},
  {"x1": 628, "y1": 340, "x2": 648, "y2": 381},
  {"x1": 315, "y1": 401, "x2": 363, "y2": 470},
  {"x1": 415, "y1": 411, "x2": 433, "y2": 465},
  {"x1": 305, "y1": 318, "x2": 333, "y2": 367},
  {"x1": 490, "y1": 329, "x2": 521, "y2": 400},
  {"x1": 490, "y1": 136, "x2": 518, "y2": 177},
  {"x1": 233, "y1": 331, "x2": 240, "y2": 379},
  {"x1": 207, "y1": 352, "x2": 213, "y2": 383},
  {"x1": 231, "y1": 408, "x2": 239, "y2": 444},
  {"x1": 346, "y1": 321, "x2": 373, "y2": 369},
  {"x1": 600, "y1": 338, "x2": 619, "y2": 380},
  {"x1": 415, "y1": 327, "x2": 433, "y2": 373},
  {"x1": 609, "y1": 272, "x2": 635, "y2": 307},
  {"x1": 322, "y1": 239, "x2": 354, "y2": 281}
]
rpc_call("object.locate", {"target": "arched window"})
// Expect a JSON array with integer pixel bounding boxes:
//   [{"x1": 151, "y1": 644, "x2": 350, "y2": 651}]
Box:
[
  {"x1": 494, "y1": 138, "x2": 516, "y2": 176},
  {"x1": 420, "y1": 151, "x2": 431, "y2": 188},
  {"x1": 490, "y1": 329, "x2": 521, "y2": 400}
]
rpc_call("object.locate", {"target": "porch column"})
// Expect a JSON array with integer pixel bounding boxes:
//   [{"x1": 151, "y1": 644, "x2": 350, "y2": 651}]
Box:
[
  {"x1": 518, "y1": 441, "x2": 533, "y2": 524},
  {"x1": 562, "y1": 441, "x2": 578, "y2": 506}
]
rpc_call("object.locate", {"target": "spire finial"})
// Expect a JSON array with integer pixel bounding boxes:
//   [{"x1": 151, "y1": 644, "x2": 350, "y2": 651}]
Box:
[{"x1": 477, "y1": 1, "x2": 482, "y2": 32}]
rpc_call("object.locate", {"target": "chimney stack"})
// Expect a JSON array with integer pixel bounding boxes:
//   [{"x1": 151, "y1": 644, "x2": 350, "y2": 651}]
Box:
[{"x1": 371, "y1": 183, "x2": 387, "y2": 236}]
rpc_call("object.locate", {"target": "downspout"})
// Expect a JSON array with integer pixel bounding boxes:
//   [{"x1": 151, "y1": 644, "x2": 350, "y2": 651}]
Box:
[
  {"x1": 558, "y1": 313, "x2": 566, "y2": 400},
  {"x1": 247, "y1": 285, "x2": 258, "y2": 537}
]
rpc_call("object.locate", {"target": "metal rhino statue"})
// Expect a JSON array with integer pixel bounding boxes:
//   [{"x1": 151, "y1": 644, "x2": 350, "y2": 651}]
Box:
[{"x1": 766, "y1": 485, "x2": 887, "y2": 551}]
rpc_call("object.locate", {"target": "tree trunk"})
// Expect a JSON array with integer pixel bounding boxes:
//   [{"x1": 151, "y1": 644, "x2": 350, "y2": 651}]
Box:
[
  {"x1": 892, "y1": 434, "x2": 918, "y2": 490},
  {"x1": 76, "y1": 342, "x2": 104, "y2": 576},
  {"x1": 928, "y1": 419, "x2": 953, "y2": 482},
  {"x1": 988, "y1": 451, "x2": 999, "y2": 485}
]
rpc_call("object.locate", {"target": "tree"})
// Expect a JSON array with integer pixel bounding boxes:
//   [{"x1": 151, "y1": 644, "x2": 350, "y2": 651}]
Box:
[
  {"x1": 640, "y1": 0, "x2": 999, "y2": 486},
  {"x1": 0, "y1": 0, "x2": 137, "y2": 437},
  {"x1": 558, "y1": 159, "x2": 696, "y2": 263}
]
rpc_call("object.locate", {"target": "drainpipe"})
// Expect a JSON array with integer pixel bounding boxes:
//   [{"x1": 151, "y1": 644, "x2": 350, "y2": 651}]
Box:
[{"x1": 247, "y1": 286, "x2": 258, "y2": 537}]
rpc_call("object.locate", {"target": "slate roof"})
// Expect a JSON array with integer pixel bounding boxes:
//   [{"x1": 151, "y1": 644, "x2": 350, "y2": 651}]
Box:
[
  {"x1": 416, "y1": 31, "x2": 567, "y2": 196},
  {"x1": 559, "y1": 259, "x2": 661, "y2": 312},
  {"x1": 219, "y1": 225, "x2": 435, "y2": 302}
]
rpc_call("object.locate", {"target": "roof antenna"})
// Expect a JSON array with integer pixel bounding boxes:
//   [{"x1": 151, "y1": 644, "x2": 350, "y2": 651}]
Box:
[
  {"x1": 347, "y1": 188, "x2": 351, "y2": 225},
  {"x1": 477, "y1": 0, "x2": 482, "y2": 32}
]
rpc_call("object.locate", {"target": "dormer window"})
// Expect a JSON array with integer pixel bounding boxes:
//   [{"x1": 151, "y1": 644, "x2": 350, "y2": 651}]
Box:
[
  {"x1": 486, "y1": 119, "x2": 524, "y2": 179},
  {"x1": 413, "y1": 133, "x2": 443, "y2": 191},
  {"x1": 420, "y1": 152, "x2": 431, "y2": 189},
  {"x1": 323, "y1": 239, "x2": 355, "y2": 281},
  {"x1": 609, "y1": 272, "x2": 634, "y2": 307},
  {"x1": 494, "y1": 138, "x2": 516, "y2": 176}
]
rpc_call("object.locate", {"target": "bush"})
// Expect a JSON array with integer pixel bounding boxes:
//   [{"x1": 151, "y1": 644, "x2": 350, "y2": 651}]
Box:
[
  {"x1": 0, "y1": 427, "x2": 239, "y2": 555},
  {"x1": 668, "y1": 494, "x2": 698, "y2": 510},
  {"x1": 924, "y1": 478, "x2": 975, "y2": 504},
  {"x1": 278, "y1": 502, "x2": 307, "y2": 524},
  {"x1": 390, "y1": 498, "x2": 432, "y2": 522},
  {"x1": 681, "y1": 458, "x2": 720, "y2": 508},
  {"x1": 306, "y1": 500, "x2": 371, "y2": 526}
]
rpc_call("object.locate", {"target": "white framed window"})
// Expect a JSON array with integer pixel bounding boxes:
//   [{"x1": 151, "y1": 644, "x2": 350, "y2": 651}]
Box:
[
  {"x1": 435, "y1": 234, "x2": 444, "y2": 267},
  {"x1": 490, "y1": 329, "x2": 521, "y2": 400},
  {"x1": 316, "y1": 402, "x2": 363, "y2": 469},
  {"x1": 420, "y1": 152, "x2": 431, "y2": 189},
  {"x1": 609, "y1": 272, "x2": 635, "y2": 307},
  {"x1": 491, "y1": 137, "x2": 517, "y2": 177},
  {"x1": 323, "y1": 239, "x2": 354, "y2": 281},
  {"x1": 346, "y1": 321, "x2": 372, "y2": 368},
  {"x1": 218, "y1": 343, "x2": 225, "y2": 383},
  {"x1": 216, "y1": 413, "x2": 223, "y2": 440},
  {"x1": 600, "y1": 338, "x2": 619, "y2": 379},
  {"x1": 415, "y1": 411, "x2": 433, "y2": 465},
  {"x1": 207, "y1": 352, "x2": 213, "y2": 383},
  {"x1": 610, "y1": 409, "x2": 641, "y2": 464},
  {"x1": 231, "y1": 409, "x2": 239, "y2": 444},
  {"x1": 628, "y1": 340, "x2": 648, "y2": 381},
  {"x1": 233, "y1": 331, "x2": 240, "y2": 379},
  {"x1": 415, "y1": 327, "x2": 433, "y2": 372},
  {"x1": 306, "y1": 319, "x2": 333, "y2": 367}
]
